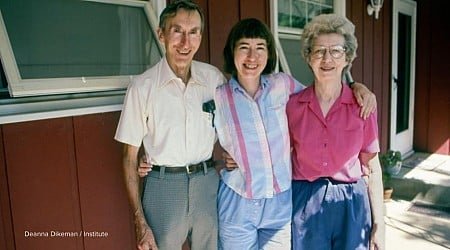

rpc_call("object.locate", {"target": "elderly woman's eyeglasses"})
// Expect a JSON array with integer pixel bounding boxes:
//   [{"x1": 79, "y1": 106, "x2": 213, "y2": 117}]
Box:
[{"x1": 310, "y1": 45, "x2": 346, "y2": 59}]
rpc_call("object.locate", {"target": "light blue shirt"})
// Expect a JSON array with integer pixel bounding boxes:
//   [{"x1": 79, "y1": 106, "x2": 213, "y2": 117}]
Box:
[{"x1": 214, "y1": 73, "x2": 304, "y2": 199}]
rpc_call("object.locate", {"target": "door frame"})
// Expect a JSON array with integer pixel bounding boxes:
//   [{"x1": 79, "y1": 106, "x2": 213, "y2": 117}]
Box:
[{"x1": 390, "y1": 0, "x2": 417, "y2": 158}]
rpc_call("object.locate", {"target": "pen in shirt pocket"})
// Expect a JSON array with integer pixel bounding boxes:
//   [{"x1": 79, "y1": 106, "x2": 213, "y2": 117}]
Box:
[{"x1": 202, "y1": 100, "x2": 215, "y2": 127}]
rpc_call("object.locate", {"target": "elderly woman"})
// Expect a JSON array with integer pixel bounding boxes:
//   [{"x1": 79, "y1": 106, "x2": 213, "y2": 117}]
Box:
[{"x1": 286, "y1": 14, "x2": 385, "y2": 250}]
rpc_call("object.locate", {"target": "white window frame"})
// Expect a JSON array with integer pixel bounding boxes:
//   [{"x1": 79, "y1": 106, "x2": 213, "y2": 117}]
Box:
[
  {"x1": 0, "y1": 0, "x2": 163, "y2": 124},
  {"x1": 0, "y1": 0, "x2": 162, "y2": 98},
  {"x1": 271, "y1": 0, "x2": 346, "y2": 76},
  {"x1": 151, "y1": 0, "x2": 167, "y2": 19}
]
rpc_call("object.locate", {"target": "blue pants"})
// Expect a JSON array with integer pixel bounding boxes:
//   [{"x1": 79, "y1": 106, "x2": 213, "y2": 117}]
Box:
[
  {"x1": 292, "y1": 178, "x2": 371, "y2": 250},
  {"x1": 218, "y1": 181, "x2": 292, "y2": 250}
]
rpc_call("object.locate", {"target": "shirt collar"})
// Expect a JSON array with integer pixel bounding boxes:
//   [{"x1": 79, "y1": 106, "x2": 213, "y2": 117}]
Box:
[
  {"x1": 159, "y1": 57, "x2": 207, "y2": 87},
  {"x1": 260, "y1": 75, "x2": 270, "y2": 89},
  {"x1": 229, "y1": 75, "x2": 270, "y2": 92},
  {"x1": 297, "y1": 83, "x2": 356, "y2": 105}
]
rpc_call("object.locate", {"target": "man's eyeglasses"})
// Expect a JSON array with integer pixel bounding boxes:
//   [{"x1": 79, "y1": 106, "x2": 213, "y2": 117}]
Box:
[{"x1": 310, "y1": 45, "x2": 346, "y2": 59}]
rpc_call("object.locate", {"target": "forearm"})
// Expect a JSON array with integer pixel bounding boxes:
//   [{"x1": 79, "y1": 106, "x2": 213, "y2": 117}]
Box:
[
  {"x1": 368, "y1": 156, "x2": 384, "y2": 221},
  {"x1": 367, "y1": 154, "x2": 386, "y2": 248},
  {"x1": 123, "y1": 144, "x2": 157, "y2": 249},
  {"x1": 351, "y1": 82, "x2": 373, "y2": 101},
  {"x1": 122, "y1": 144, "x2": 145, "y2": 220}
]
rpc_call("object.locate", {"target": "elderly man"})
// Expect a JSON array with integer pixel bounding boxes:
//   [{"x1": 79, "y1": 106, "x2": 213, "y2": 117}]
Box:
[{"x1": 115, "y1": 1, "x2": 225, "y2": 249}]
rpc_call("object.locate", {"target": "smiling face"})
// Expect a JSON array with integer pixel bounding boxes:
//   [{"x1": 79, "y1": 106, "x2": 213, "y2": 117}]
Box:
[
  {"x1": 308, "y1": 33, "x2": 349, "y2": 84},
  {"x1": 233, "y1": 38, "x2": 268, "y2": 83},
  {"x1": 157, "y1": 9, "x2": 202, "y2": 75}
]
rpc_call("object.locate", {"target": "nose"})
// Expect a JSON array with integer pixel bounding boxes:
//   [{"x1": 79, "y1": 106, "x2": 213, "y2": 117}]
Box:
[
  {"x1": 246, "y1": 48, "x2": 258, "y2": 60},
  {"x1": 180, "y1": 32, "x2": 190, "y2": 48},
  {"x1": 321, "y1": 49, "x2": 333, "y2": 61}
]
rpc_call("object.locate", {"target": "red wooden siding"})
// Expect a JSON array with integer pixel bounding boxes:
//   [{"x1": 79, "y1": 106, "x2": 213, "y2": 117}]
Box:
[
  {"x1": 192, "y1": 0, "x2": 209, "y2": 63},
  {"x1": 414, "y1": 0, "x2": 431, "y2": 152},
  {"x1": 0, "y1": 114, "x2": 134, "y2": 249},
  {"x1": 238, "y1": 1, "x2": 270, "y2": 25},
  {"x1": 414, "y1": 0, "x2": 450, "y2": 154},
  {"x1": 2, "y1": 118, "x2": 83, "y2": 250},
  {"x1": 346, "y1": 0, "x2": 392, "y2": 153},
  {"x1": 206, "y1": 0, "x2": 240, "y2": 70},
  {"x1": 0, "y1": 126, "x2": 15, "y2": 250},
  {"x1": 73, "y1": 112, "x2": 134, "y2": 249}
]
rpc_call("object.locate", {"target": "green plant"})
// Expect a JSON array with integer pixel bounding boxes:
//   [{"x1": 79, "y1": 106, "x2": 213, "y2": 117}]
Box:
[
  {"x1": 380, "y1": 150, "x2": 402, "y2": 184},
  {"x1": 380, "y1": 150, "x2": 402, "y2": 168}
]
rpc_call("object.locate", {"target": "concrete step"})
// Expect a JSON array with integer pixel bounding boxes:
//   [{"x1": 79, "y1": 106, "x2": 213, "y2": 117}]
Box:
[
  {"x1": 383, "y1": 153, "x2": 450, "y2": 250},
  {"x1": 389, "y1": 169, "x2": 450, "y2": 208},
  {"x1": 386, "y1": 153, "x2": 450, "y2": 209}
]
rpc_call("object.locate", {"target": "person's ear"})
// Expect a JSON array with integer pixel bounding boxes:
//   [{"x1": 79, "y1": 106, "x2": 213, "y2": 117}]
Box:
[
  {"x1": 307, "y1": 56, "x2": 312, "y2": 65},
  {"x1": 157, "y1": 28, "x2": 164, "y2": 43}
]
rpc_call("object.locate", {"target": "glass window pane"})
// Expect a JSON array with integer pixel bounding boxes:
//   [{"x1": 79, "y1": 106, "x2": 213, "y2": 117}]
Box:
[
  {"x1": 278, "y1": 0, "x2": 307, "y2": 29},
  {"x1": 0, "y1": 63, "x2": 8, "y2": 98},
  {"x1": 0, "y1": 63, "x2": 6, "y2": 89},
  {"x1": 279, "y1": 38, "x2": 313, "y2": 86},
  {"x1": 278, "y1": 0, "x2": 333, "y2": 30},
  {"x1": 318, "y1": 0, "x2": 333, "y2": 5},
  {"x1": 307, "y1": 2, "x2": 333, "y2": 21},
  {"x1": 291, "y1": 0, "x2": 307, "y2": 29},
  {"x1": 278, "y1": 0, "x2": 291, "y2": 27},
  {"x1": 396, "y1": 13, "x2": 412, "y2": 133},
  {"x1": 0, "y1": 0, "x2": 161, "y2": 80}
]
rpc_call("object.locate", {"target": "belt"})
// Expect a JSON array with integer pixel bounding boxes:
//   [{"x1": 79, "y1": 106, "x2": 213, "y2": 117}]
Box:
[
  {"x1": 318, "y1": 177, "x2": 357, "y2": 185},
  {"x1": 152, "y1": 159, "x2": 215, "y2": 174}
]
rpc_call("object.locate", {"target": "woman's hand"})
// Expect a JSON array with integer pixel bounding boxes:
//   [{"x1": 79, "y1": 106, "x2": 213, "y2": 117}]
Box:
[
  {"x1": 222, "y1": 151, "x2": 238, "y2": 171},
  {"x1": 351, "y1": 82, "x2": 377, "y2": 119},
  {"x1": 370, "y1": 221, "x2": 385, "y2": 250},
  {"x1": 138, "y1": 155, "x2": 152, "y2": 177}
]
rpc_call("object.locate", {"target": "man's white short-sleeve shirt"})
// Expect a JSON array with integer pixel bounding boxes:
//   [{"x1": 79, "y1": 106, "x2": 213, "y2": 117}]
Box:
[{"x1": 115, "y1": 57, "x2": 226, "y2": 166}]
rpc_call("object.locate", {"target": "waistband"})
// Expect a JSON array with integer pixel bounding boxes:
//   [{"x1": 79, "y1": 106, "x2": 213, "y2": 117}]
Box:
[
  {"x1": 152, "y1": 158, "x2": 214, "y2": 174},
  {"x1": 316, "y1": 177, "x2": 357, "y2": 185},
  {"x1": 293, "y1": 177, "x2": 357, "y2": 185}
]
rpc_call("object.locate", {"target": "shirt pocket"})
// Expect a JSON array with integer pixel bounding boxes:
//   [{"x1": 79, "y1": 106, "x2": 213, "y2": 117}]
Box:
[
  {"x1": 335, "y1": 121, "x2": 364, "y2": 156},
  {"x1": 266, "y1": 99, "x2": 288, "y2": 133},
  {"x1": 202, "y1": 111, "x2": 214, "y2": 128}
]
